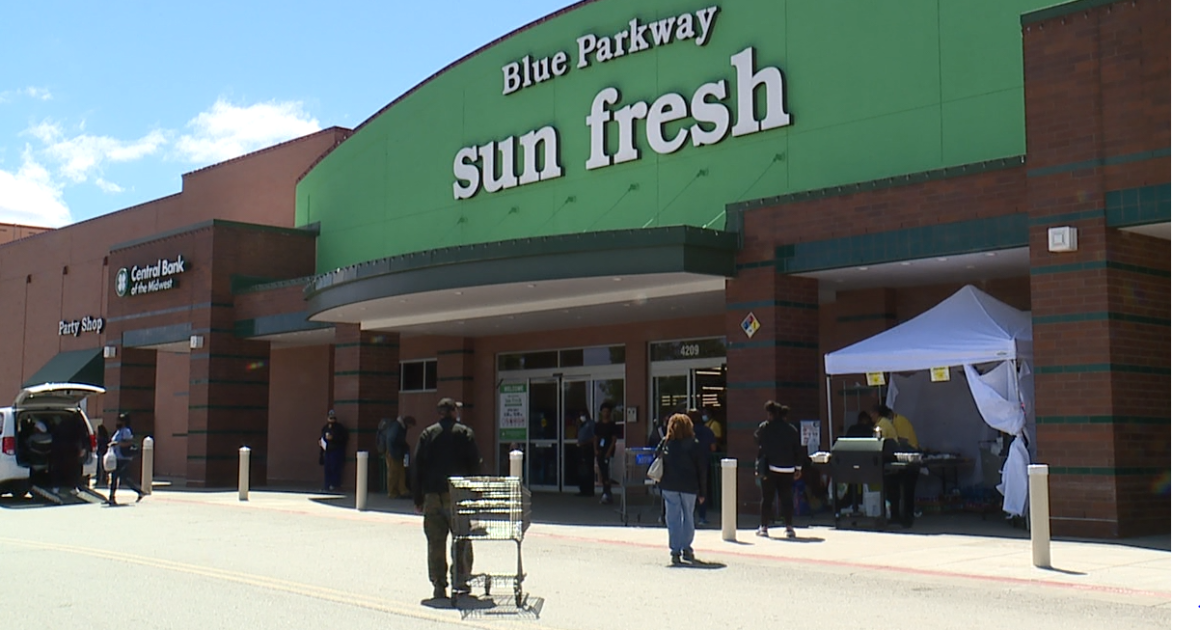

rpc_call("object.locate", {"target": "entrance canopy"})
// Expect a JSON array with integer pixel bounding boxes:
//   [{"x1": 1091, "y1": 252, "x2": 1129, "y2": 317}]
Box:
[
  {"x1": 824, "y1": 285, "x2": 1032, "y2": 375},
  {"x1": 23, "y1": 347, "x2": 105, "y2": 389}
]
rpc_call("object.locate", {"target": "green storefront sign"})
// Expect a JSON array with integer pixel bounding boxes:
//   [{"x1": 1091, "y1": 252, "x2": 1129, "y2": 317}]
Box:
[{"x1": 298, "y1": 0, "x2": 1047, "y2": 273}]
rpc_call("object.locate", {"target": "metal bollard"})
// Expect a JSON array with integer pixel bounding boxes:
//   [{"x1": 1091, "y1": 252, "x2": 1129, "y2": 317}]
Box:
[
  {"x1": 1029, "y1": 464, "x2": 1051, "y2": 568},
  {"x1": 356, "y1": 451, "x2": 368, "y2": 511},
  {"x1": 721, "y1": 458, "x2": 737, "y2": 542},
  {"x1": 140, "y1": 436, "x2": 154, "y2": 495},
  {"x1": 509, "y1": 450, "x2": 524, "y2": 481},
  {"x1": 238, "y1": 446, "x2": 250, "y2": 501}
]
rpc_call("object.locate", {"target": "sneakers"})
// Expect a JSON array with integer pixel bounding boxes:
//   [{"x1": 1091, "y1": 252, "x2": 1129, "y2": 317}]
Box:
[
  {"x1": 671, "y1": 553, "x2": 683, "y2": 565},
  {"x1": 681, "y1": 549, "x2": 695, "y2": 563},
  {"x1": 697, "y1": 518, "x2": 709, "y2": 526},
  {"x1": 432, "y1": 587, "x2": 448, "y2": 600},
  {"x1": 599, "y1": 494, "x2": 613, "y2": 505},
  {"x1": 756, "y1": 526, "x2": 769, "y2": 537},
  {"x1": 786, "y1": 528, "x2": 797, "y2": 539}
]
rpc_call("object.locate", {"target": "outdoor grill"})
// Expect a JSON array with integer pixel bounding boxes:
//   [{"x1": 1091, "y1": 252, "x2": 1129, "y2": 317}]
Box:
[{"x1": 830, "y1": 437, "x2": 897, "y2": 486}]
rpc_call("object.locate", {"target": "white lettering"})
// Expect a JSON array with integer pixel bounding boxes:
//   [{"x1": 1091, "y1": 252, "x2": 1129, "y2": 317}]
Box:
[
  {"x1": 690, "y1": 80, "x2": 730, "y2": 146},
  {"x1": 453, "y1": 146, "x2": 481, "y2": 199},
  {"x1": 595, "y1": 36, "x2": 614, "y2": 63},
  {"x1": 613, "y1": 101, "x2": 649, "y2": 164},
  {"x1": 551, "y1": 51, "x2": 568, "y2": 76},
  {"x1": 730, "y1": 47, "x2": 791, "y2": 137},
  {"x1": 502, "y1": 62, "x2": 521, "y2": 95},
  {"x1": 646, "y1": 92, "x2": 689, "y2": 154},
  {"x1": 695, "y1": 6, "x2": 719, "y2": 46},
  {"x1": 649, "y1": 17, "x2": 676, "y2": 46},
  {"x1": 531, "y1": 57, "x2": 552, "y2": 83},
  {"x1": 480, "y1": 138, "x2": 520, "y2": 193},
  {"x1": 628, "y1": 19, "x2": 650, "y2": 53},
  {"x1": 522, "y1": 55, "x2": 533, "y2": 88},
  {"x1": 674, "y1": 13, "x2": 695, "y2": 41},
  {"x1": 576, "y1": 34, "x2": 596, "y2": 68},
  {"x1": 586, "y1": 87, "x2": 620, "y2": 170},
  {"x1": 518, "y1": 127, "x2": 563, "y2": 185},
  {"x1": 613, "y1": 31, "x2": 628, "y2": 58}
]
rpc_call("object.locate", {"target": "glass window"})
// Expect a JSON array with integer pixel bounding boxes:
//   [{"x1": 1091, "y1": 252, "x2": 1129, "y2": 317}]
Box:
[{"x1": 400, "y1": 359, "x2": 436, "y2": 392}]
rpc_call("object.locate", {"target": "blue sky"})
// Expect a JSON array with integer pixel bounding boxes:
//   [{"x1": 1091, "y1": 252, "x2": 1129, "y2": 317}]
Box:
[{"x1": 0, "y1": 0, "x2": 573, "y2": 227}]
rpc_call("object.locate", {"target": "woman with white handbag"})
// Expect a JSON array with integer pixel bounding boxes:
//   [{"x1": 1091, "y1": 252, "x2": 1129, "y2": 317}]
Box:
[{"x1": 653, "y1": 413, "x2": 707, "y2": 565}]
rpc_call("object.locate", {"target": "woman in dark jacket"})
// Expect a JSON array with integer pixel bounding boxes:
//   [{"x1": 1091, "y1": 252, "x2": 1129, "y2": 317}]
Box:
[
  {"x1": 656, "y1": 413, "x2": 706, "y2": 565},
  {"x1": 754, "y1": 400, "x2": 805, "y2": 539}
]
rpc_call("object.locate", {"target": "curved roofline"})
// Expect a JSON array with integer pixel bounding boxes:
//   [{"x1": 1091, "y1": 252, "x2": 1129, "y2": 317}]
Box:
[{"x1": 297, "y1": 0, "x2": 599, "y2": 182}]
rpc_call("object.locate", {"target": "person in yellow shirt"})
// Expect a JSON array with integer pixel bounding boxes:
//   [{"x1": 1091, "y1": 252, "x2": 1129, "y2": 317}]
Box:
[
  {"x1": 892, "y1": 412, "x2": 919, "y2": 449},
  {"x1": 871, "y1": 411, "x2": 898, "y2": 441}
]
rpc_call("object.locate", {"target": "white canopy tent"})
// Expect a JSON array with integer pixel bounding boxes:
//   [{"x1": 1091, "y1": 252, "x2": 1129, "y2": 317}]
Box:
[{"x1": 824, "y1": 285, "x2": 1035, "y2": 516}]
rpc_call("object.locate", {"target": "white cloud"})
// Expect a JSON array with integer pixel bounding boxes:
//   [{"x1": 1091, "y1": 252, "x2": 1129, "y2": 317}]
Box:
[
  {"x1": 0, "y1": 147, "x2": 72, "y2": 227},
  {"x1": 31, "y1": 121, "x2": 168, "y2": 184},
  {"x1": 174, "y1": 99, "x2": 320, "y2": 164},
  {"x1": 0, "y1": 86, "x2": 52, "y2": 103},
  {"x1": 94, "y1": 177, "x2": 124, "y2": 193}
]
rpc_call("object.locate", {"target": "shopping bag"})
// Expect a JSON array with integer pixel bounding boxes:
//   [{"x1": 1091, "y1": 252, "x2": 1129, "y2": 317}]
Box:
[{"x1": 102, "y1": 449, "x2": 118, "y2": 473}]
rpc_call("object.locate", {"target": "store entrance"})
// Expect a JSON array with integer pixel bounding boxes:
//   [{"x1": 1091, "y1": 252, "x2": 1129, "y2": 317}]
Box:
[
  {"x1": 524, "y1": 376, "x2": 624, "y2": 492},
  {"x1": 648, "y1": 338, "x2": 727, "y2": 447},
  {"x1": 496, "y1": 345, "x2": 627, "y2": 493}
]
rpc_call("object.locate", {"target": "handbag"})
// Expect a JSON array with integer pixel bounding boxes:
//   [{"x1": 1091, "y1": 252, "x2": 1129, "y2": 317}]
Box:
[{"x1": 647, "y1": 456, "x2": 664, "y2": 482}]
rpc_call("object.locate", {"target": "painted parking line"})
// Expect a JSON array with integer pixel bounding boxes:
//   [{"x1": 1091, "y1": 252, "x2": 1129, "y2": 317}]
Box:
[{"x1": 0, "y1": 537, "x2": 563, "y2": 630}]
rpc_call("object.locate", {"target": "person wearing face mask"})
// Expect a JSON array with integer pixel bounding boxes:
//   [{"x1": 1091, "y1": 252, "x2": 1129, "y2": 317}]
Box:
[{"x1": 702, "y1": 408, "x2": 723, "y2": 452}]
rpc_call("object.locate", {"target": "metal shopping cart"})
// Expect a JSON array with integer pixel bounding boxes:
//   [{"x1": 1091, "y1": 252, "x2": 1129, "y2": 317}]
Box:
[
  {"x1": 620, "y1": 447, "x2": 662, "y2": 525},
  {"x1": 448, "y1": 476, "x2": 533, "y2": 607}
]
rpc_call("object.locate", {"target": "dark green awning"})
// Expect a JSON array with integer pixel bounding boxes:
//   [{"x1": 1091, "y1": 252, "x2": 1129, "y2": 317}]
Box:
[{"x1": 23, "y1": 347, "x2": 105, "y2": 389}]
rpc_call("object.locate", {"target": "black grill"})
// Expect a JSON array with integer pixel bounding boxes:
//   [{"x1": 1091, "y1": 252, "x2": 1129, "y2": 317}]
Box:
[{"x1": 830, "y1": 437, "x2": 896, "y2": 485}]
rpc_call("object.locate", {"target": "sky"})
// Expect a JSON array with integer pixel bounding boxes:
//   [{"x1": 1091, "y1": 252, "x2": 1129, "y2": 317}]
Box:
[{"x1": 0, "y1": 0, "x2": 574, "y2": 228}]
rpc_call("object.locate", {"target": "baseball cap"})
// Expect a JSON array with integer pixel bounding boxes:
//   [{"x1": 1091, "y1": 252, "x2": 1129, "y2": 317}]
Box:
[{"x1": 437, "y1": 397, "x2": 460, "y2": 410}]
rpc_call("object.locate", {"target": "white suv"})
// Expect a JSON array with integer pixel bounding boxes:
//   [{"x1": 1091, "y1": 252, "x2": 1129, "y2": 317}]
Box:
[{"x1": 0, "y1": 383, "x2": 103, "y2": 498}]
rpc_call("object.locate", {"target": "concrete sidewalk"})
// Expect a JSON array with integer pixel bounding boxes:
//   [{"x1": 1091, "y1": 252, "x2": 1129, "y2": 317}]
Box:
[{"x1": 142, "y1": 484, "x2": 1170, "y2": 603}]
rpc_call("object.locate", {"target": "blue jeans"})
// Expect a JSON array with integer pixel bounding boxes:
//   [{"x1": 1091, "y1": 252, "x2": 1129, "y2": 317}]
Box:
[{"x1": 662, "y1": 490, "x2": 697, "y2": 555}]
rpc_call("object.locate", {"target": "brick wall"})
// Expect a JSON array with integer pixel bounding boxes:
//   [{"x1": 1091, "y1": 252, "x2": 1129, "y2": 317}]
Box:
[{"x1": 1022, "y1": 0, "x2": 1170, "y2": 537}]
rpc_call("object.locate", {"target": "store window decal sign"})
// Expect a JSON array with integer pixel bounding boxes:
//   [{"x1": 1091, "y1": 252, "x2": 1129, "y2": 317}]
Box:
[
  {"x1": 115, "y1": 255, "x2": 186, "y2": 297},
  {"x1": 453, "y1": 4, "x2": 793, "y2": 200}
]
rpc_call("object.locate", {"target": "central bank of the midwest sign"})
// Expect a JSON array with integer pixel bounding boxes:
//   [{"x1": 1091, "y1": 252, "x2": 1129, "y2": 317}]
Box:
[{"x1": 451, "y1": 5, "x2": 791, "y2": 200}]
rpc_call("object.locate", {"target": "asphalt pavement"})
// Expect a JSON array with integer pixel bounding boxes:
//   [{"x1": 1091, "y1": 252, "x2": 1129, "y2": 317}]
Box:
[{"x1": 0, "y1": 484, "x2": 1175, "y2": 630}]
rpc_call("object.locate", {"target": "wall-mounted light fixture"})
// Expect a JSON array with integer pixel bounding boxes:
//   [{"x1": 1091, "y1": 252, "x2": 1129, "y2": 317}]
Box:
[
  {"x1": 103, "y1": 345, "x2": 118, "y2": 358},
  {"x1": 1047, "y1": 226, "x2": 1078, "y2": 252},
  {"x1": 189, "y1": 335, "x2": 204, "y2": 349}
]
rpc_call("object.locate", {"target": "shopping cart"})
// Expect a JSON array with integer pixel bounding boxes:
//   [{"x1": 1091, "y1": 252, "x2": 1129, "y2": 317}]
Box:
[
  {"x1": 619, "y1": 447, "x2": 662, "y2": 525},
  {"x1": 448, "y1": 476, "x2": 533, "y2": 607}
]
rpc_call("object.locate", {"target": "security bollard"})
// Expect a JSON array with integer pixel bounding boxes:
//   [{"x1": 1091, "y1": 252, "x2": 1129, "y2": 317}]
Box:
[
  {"x1": 140, "y1": 436, "x2": 154, "y2": 495},
  {"x1": 356, "y1": 451, "x2": 369, "y2": 511},
  {"x1": 1029, "y1": 464, "x2": 1051, "y2": 568},
  {"x1": 509, "y1": 450, "x2": 524, "y2": 481},
  {"x1": 721, "y1": 458, "x2": 737, "y2": 542},
  {"x1": 238, "y1": 446, "x2": 250, "y2": 501}
]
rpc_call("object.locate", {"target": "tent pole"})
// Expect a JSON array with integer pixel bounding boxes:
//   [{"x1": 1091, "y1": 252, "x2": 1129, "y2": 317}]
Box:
[{"x1": 825, "y1": 375, "x2": 834, "y2": 449}]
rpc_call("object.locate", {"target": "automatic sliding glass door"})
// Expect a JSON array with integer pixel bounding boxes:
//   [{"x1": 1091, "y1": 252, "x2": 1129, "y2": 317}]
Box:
[{"x1": 527, "y1": 379, "x2": 559, "y2": 491}]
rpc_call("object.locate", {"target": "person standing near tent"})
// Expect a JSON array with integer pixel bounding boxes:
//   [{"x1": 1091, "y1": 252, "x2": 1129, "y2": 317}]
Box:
[{"x1": 873, "y1": 404, "x2": 919, "y2": 527}]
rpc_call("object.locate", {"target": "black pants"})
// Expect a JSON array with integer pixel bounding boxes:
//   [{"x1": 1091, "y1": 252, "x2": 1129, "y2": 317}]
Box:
[
  {"x1": 760, "y1": 471, "x2": 794, "y2": 528},
  {"x1": 597, "y1": 454, "x2": 612, "y2": 497},
  {"x1": 108, "y1": 458, "x2": 144, "y2": 502},
  {"x1": 578, "y1": 445, "x2": 595, "y2": 496},
  {"x1": 885, "y1": 470, "x2": 919, "y2": 526}
]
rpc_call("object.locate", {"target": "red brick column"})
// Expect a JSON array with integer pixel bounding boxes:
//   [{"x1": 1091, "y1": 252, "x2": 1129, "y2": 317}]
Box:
[
  {"x1": 332, "y1": 325, "x2": 399, "y2": 490},
  {"x1": 187, "y1": 333, "x2": 271, "y2": 487},
  {"x1": 725, "y1": 268, "x2": 820, "y2": 513},
  {"x1": 1022, "y1": 0, "x2": 1170, "y2": 537},
  {"x1": 435, "y1": 339, "x2": 492, "y2": 469},
  {"x1": 103, "y1": 347, "x2": 157, "y2": 434}
]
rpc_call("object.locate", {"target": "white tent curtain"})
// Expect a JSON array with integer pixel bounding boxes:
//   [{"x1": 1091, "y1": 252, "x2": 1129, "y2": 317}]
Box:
[{"x1": 963, "y1": 361, "x2": 1024, "y2": 436}]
